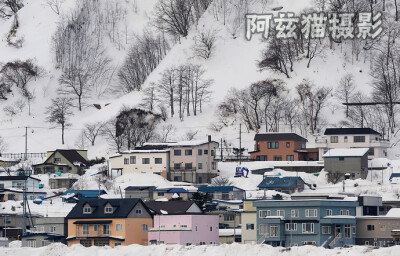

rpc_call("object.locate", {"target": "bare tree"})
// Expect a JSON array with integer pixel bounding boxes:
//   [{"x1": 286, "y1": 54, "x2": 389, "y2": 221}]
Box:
[
  {"x1": 212, "y1": 176, "x2": 233, "y2": 186},
  {"x1": 46, "y1": 97, "x2": 73, "y2": 144},
  {"x1": 192, "y1": 28, "x2": 217, "y2": 59},
  {"x1": 44, "y1": 0, "x2": 64, "y2": 15},
  {"x1": 142, "y1": 83, "x2": 157, "y2": 112},
  {"x1": 335, "y1": 73, "x2": 356, "y2": 117},
  {"x1": 102, "y1": 118, "x2": 124, "y2": 153},
  {"x1": 0, "y1": 136, "x2": 7, "y2": 154},
  {"x1": 0, "y1": 0, "x2": 21, "y2": 19},
  {"x1": 158, "y1": 123, "x2": 176, "y2": 142},
  {"x1": 183, "y1": 130, "x2": 198, "y2": 141},
  {"x1": 83, "y1": 122, "x2": 105, "y2": 146}
]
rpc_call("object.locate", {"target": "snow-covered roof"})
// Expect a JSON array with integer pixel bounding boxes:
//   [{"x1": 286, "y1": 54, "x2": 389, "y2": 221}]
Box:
[
  {"x1": 219, "y1": 228, "x2": 241, "y2": 237},
  {"x1": 386, "y1": 208, "x2": 400, "y2": 218},
  {"x1": 323, "y1": 148, "x2": 369, "y2": 158}
]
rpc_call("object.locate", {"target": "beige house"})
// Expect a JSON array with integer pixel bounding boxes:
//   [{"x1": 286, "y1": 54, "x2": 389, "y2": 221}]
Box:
[
  {"x1": 315, "y1": 128, "x2": 390, "y2": 160},
  {"x1": 109, "y1": 145, "x2": 170, "y2": 177},
  {"x1": 241, "y1": 200, "x2": 257, "y2": 244},
  {"x1": 356, "y1": 208, "x2": 400, "y2": 247}
]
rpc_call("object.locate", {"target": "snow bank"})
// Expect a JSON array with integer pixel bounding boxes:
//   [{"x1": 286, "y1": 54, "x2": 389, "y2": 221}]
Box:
[{"x1": 1, "y1": 243, "x2": 400, "y2": 256}]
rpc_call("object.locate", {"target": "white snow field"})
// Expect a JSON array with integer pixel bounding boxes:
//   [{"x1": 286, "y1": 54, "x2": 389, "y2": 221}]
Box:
[{"x1": 1, "y1": 243, "x2": 400, "y2": 256}]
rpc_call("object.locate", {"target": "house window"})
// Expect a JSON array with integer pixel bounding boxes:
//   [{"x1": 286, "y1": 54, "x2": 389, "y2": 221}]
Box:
[
  {"x1": 326, "y1": 209, "x2": 332, "y2": 216},
  {"x1": 54, "y1": 158, "x2": 61, "y2": 163},
  {"x1": 222, "y1": 192, "x2": 230, "y2": 200},
  {"x1": 286, "y1": 142, "x2": 290, "y2": 148},
  {"x1": 352, "y1": 225, "x2": 356, "y2": 234},
  {"x1": 354, "y1": 136, "x2": 365, "y2": 142},
  {"x1": 322, "y1": 226, "x2": 331, "y2": 234},
  {"x1": 195, "y1": 226, "x2": 198, "y2": 232},
  {"x1": 27, "y1": 239, "x2": 36, "y2": 248},
  {"x1": 94, "y1": 224, "x2": 99, "y2": 232},
  {"x1": 130, "y1": 156, "x2": 136, "y2": 164},
  {"x1": 185, "y1": 163, "x2": 193, "y2": 169},
  {"x1": 198, "y1": 163, "x2": 203, "y2": 169},
  {"x1": 291, "y1": 209, "x2": 299, "y2": 218},
  {"x1": 273, "y1": 155, "x2": 282, "y2": 161},
  {"x1": 344, "y1": 136, "x2": 348, "y2": 142},
  {"x1": 124, "y1": 158, "x2": 129, "y2": 165},
  {"x1": 142, "y1": 158, "x2": 150, "y2": 164},
  {"x1": 285, "y1": 223, "x2": 297, "y2": 231},
  {"x1": 204, "y1": 150, "x2": 209, "y2": 154},
  {"x1": 286, "y1": 155, "x2": 294, "y2": 161},
  {"x1": 212, "y1": 162, "x2": 216, "y2": 170},
  {"x1": 340, "y1": 209, "x2": 350, "y2": 215},
  {"x1": 157, "y1": 192, "x2": 165, "y2": 196},
  {"x1": 199, "y1": 242, "x2": 206, "y2": 245},
  {"x1": 305, "y1": 209, "x2": 317, "y2": 217},
  {"x1": 302, "y1": 223, "x2": 314, "y2": 233},
  {"x1": 330, "y1": 136, "x2": 338, "y2": 143},
  {"x1": 339, "y1": 157, "x2": 345, "y2": 161},
  {"x1": 186, "y1": 243, "x2": 192, "y2": 246},
  {"x1": 198, "y1": 149, "x2": 202, "y2": 155},
  {"x1": 136, "y1": 209, "x2": 142, "y2": 214},
  {"x1": 210, "y1": 226, "x2": 213, "y2": 232},
  {"x1": 105, "y1": 207, "x2": 113, "y2": 213},
  {"x1": 155, "y1": 158, "x2": 162, "y2": 164},
  {"x1": 83, "y1": 207, "x2": 91, "y2": 214},
  {"x1": 256, "y1": 155, "x2": 267, "y2": 161},
  {"x1": 142, "y1": 224, "x2": 148, "y2": 231},
  {"x1": 185, "y1": 149, "x2": 192, "y2": 155},
  {"x1": 115, "y1": 243, "x2": 122, "y2": 246},
  {"x1": 246, "y1": 224, "x2": 254, "y2": 230},
  {"x1": 224, "y1": 215, "x2": 234, "y2": 221},
  {"x1": 268, "y1": 142, "x2": 279, "y2": 149},
  {"x1": 277, "y1": 210, "x2": 285, "y2": 217},
  {"x1": 174, "y1": 150, "x2": 182, "y2": 156},
  {"x1": 259, "y1": 210, "x2": 271, "y2": 218},
  {"x1": 116, "y1": 224, "x2": 123, "y2": 231},
  {"x1": 50, "y1": 226, "x2": 56, "y2": 233},
  {"x1": 345, "y1": 224, "x2": 351, "y2": 238},
  {"x1": 270, "y1": 224, "x2": 279, "y2": 237},
  {"x1": 103, "y1": 224, "x2": 110, "y2": 235},
  {"x1": 367, "y1": 225, "x2": 375, "y2": 231},
  {"x1": 41, "y1": 240, "x2": 50, "y2": 247},
  {"x1": 365, "y1": 241, "x2": 369, "y2": 245},
  {"x1": 259, "y1": 224, "x2": 267, "y2": 235},
  {"x1": 303, "y1": 241, "x2": 316, "y2": 245},
  {"x1": 83, "y1": 224, "x2": 89, "y2": 235},
  {"x1": 174, "y1": 163, "x2": 181, "y2": 169},
  {"x1": 369, "y1": 148, "x2": 375, "y2": 156}
]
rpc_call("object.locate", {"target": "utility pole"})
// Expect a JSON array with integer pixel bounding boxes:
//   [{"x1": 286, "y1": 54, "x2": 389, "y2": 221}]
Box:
[
  {"x1": 22, "y1": 179, "x2": 27, "y2": 235},
  {"x1": 239, "y1": 124, "x2": 242, "y2": 165},
  {"x1": 220, "y1": 138, "x2": 223, "y2": 162},
  {"x1": 25, "y1": 127, "x2": 28, "y2": 160}
]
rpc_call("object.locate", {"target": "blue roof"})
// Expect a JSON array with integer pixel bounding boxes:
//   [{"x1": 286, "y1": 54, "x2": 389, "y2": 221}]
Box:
[
  {"x1": 257, "y1": 177, "x2": 304, "y2": 188},
  {"x1": 390, "y1": 173, "x2": 400, "y2": 180},
  {"x1": 198, "y1": 186, "x2": 243, "y2": 192},
  {"x1": 63, "y1": 190, "x2": 107, "y2": 198},
  {"x1": 154, "y1": 188, "x2": 189, "y2": 193}
]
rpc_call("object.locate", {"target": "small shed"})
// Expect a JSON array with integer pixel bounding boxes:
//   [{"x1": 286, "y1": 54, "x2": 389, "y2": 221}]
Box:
[{"x1": 257, "y1": 176, "x2": 305, "y2": 194}]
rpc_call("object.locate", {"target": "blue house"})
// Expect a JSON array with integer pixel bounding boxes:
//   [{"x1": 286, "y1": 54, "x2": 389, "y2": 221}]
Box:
[
  {"x1": 257, "y1": 176, "x2": 306, "y2": 194},
  {"x1": 62, "y1": 190, "x2": 107, "y2": 203},
  {"x1": 254, "y1": 200, "x2": 358, "y2": 248},
  {"x1": 198, "y1": 186, "x2": 246, "y2": 200}
]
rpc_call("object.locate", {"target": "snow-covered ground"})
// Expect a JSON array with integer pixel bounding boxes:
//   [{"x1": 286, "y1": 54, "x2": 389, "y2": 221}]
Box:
[{"x1": 1, "y1": 243, "x2": 400, "y2": 256}]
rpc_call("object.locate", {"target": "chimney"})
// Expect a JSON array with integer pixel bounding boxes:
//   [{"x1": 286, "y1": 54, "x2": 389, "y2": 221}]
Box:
[{"x1": 208, "y1": 135, "x2": 212, "y2": 142}]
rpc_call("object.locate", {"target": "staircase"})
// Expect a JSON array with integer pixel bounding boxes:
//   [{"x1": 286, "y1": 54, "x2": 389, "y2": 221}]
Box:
[
  {"x1": 257, "y1": 232, "x2": 269, "y2": 244},
  {"x1": 329, "y1": 233, "x2": 342, "y2": 248}
]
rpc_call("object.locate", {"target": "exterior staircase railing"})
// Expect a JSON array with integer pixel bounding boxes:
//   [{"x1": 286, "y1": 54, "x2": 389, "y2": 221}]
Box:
[
  {"x1": 329, "y1": 233, "x2": 342, "y2": 248},
  {"x1": 257, "y1": 232, "x2": 269, "y2": 244}
]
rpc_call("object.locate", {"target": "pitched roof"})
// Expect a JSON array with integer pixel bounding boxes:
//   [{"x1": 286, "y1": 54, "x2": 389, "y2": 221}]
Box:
[
  {"x1": 323, "y1": 148, "x2": 369, "y2": 158},
  {"x1": 66, "y1": 198, "x2": 151, "y2": 219},
  {"x1": 124, "y1": 186, "x2": 157, "y2": 191},
  {"x1": 154, "y1": 187, "x2": 189, "y2": 193},
  {"x1": 389, "y1": 173, "x2": 400, "y2": 180},
  {"x1": 198, "y1": 186, "x2": 244, "y2": 192},
  {"x1": 63, "y1": 190, "x2": 107, "y2": 198},
  {"x1": 145, "y1": 200, "x2": 201, "y2": 215},
  {"x1": 324, "y1": 128, "x2": 380, "y2": 135},
  {"x1": 0, "y1": 176, "x2": 41, "y2": 182},
  {"x1": 257, "y1": 176, "x2": 305, "y2": 188},
  {"x1": 254, "y1": 133, "x2": 307, "y2": 142},
  {"x1": 50, "y1": 150, "x2": 89, "y2": 166}
]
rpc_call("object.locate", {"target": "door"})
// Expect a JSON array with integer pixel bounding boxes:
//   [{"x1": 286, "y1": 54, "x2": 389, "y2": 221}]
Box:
[
  {"x1": 335, "y1": 225, "x2": 341, "y2": 236},
  {"x1": 50, "y1": 182, "x2": 55, "y2": 189}
]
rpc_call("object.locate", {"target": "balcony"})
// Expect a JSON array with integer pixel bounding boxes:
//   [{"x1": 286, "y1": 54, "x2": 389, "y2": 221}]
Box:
[{"x1": 369, "y1": 139, "x2": 390, "y2": 148}]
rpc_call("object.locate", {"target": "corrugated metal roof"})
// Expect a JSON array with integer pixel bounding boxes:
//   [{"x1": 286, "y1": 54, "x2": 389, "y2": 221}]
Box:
[
  {"x1": 198, "y1": 186, "x2": 244, "y2": 192},
  {"x1": 324, "y1": 128, "x2": 380, "y2": 135},
  {"x1": 257, "y1": 176, "x2": 304, "y2": 188},
  {"x1": 63, "y1": 190, "x2": 107, "y2": 198},
  {"x1": 254, "y1": 133, "x2": 307, "y2": 142}
]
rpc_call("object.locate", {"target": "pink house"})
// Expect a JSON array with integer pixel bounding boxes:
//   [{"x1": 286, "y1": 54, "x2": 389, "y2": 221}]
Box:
[{"x1": 148, "y1": 214, "x2": 219, "y2": 246}]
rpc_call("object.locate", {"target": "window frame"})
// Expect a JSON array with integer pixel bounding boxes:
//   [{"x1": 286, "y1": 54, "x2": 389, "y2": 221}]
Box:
[
  {"x1": 305, "y1": 209, "x2": 317, "y2": 217},
  {"x1": 174, "y1": 150, "x2": 182, "y2": 156},
  {"x1": 116, "y1": 224, "x2": 123, "y2": 231},
  {"x1": 322, "y1": 225, "x2": 331, "y2": 234},
  {"x1": 302, "y1": 223, "x2": 314, "y2": 233},
  {"x1": 285, "y1": 223, "x2": 297, "y2": 231},
  {"x1": 330, "y1": 136, "x2": 339, "y2": 143}
]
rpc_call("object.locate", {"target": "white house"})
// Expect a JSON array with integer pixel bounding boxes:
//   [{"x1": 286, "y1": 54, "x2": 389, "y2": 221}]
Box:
[{"x1": 315, "y1": 128, "x2": 390, "y2": 160}]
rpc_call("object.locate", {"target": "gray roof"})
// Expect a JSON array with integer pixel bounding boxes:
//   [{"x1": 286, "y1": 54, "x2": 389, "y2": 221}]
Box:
[
  {"x1": 254, "y1": 133, "x2": 307, "y2": 142},
  {"x1": 145, "y1": 200, "x2": 201, "y2": 215},
  {"x1": 324, "y1": 128, "x2": 380, "y2": 135}
]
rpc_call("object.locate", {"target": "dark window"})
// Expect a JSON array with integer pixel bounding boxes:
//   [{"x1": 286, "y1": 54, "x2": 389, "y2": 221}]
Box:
[
  {"x1": 344, "y1": 136, "x2": 348, "y2": 142},
  {"x1": 224, "y1": 215, "x2": 234, "y2": 221},
  {"x1": 246, "y1": 224, "x2": 254, "y2": 230},
  {"x1": 354, "y1": 136, "x2": 365, "y2": 142},
  {"x1": 142, "y1": 158, "x2": 150, "y2": 164},
  {"x1": 211, "y1": 150, "x2": 215, "y2": 156},
  {"x1": 158, "y1": 192, "x2": 165, "y2": 196},
  {"x1": 198, "y1": 163, "x2": 203, "y2": 169},
  {"x1": 174, "y1": 163, "x2": 181, "y2": 169},
  {"x1": 155, "y1": 158, "x2": 162, "y2": 164},
  {"x1": 339, "y1": 157, "x2": 345, "y2": 161},
  {"x1": 130, "y1": 156, "x2": 136, "y2": 164},
  {"x1": 185, "y1": 163, "x2": 193, "y2": 169},
  {"x1": 212, "y1": 162, "x2": 216, "y2": 170},
  {"x1": 273, "y1": 155, "x2": 282, "y2": 161},
  {"x1": 198, "y1": 149, "x2": 202, "y2": 155},
  {"x1": 204, "y1": 150, "x2": 209, "y2": 154},
  {"x1": 268, "y1": 142, "x2": 279, "y2": 149},
  {"x1": 256, "y1": 155, "x2": 267, "y2": 161},
  {"x1": 174, "y1": 150, "x2": 182, "y2": 156},
  {"x1": 286, "y1": 155, "x2": 294, "y2": 161},
  {"x1": 54, "y1": 158, "x2": 61, "y2": 162},
  {"x1": 369, "y1": 148, "x2": 375, "y2": 156},
  {"x1": 286, "y1": 142, "x2": 290, "y2": 148},
  {"x1": 124, "y1": 158, "x2": 129, "y2": 165},
  {"x1": 185, "y1": 149, "x2": 192, "y2": 155},
  {"x1": 367, "y1": 225, "x2": 375, "y2": 231},
  {"x1": 330, "y1": 136, "x2": 338, "y2": 143}
]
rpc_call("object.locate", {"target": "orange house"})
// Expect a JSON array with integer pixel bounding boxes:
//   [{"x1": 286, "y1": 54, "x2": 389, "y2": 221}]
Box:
[
  {"x1": 249, "y1": 133, "x2": 318, "y2": 161},
  {"x1": 66, "y1": 198, "x2": 153, "y2": 247}
]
